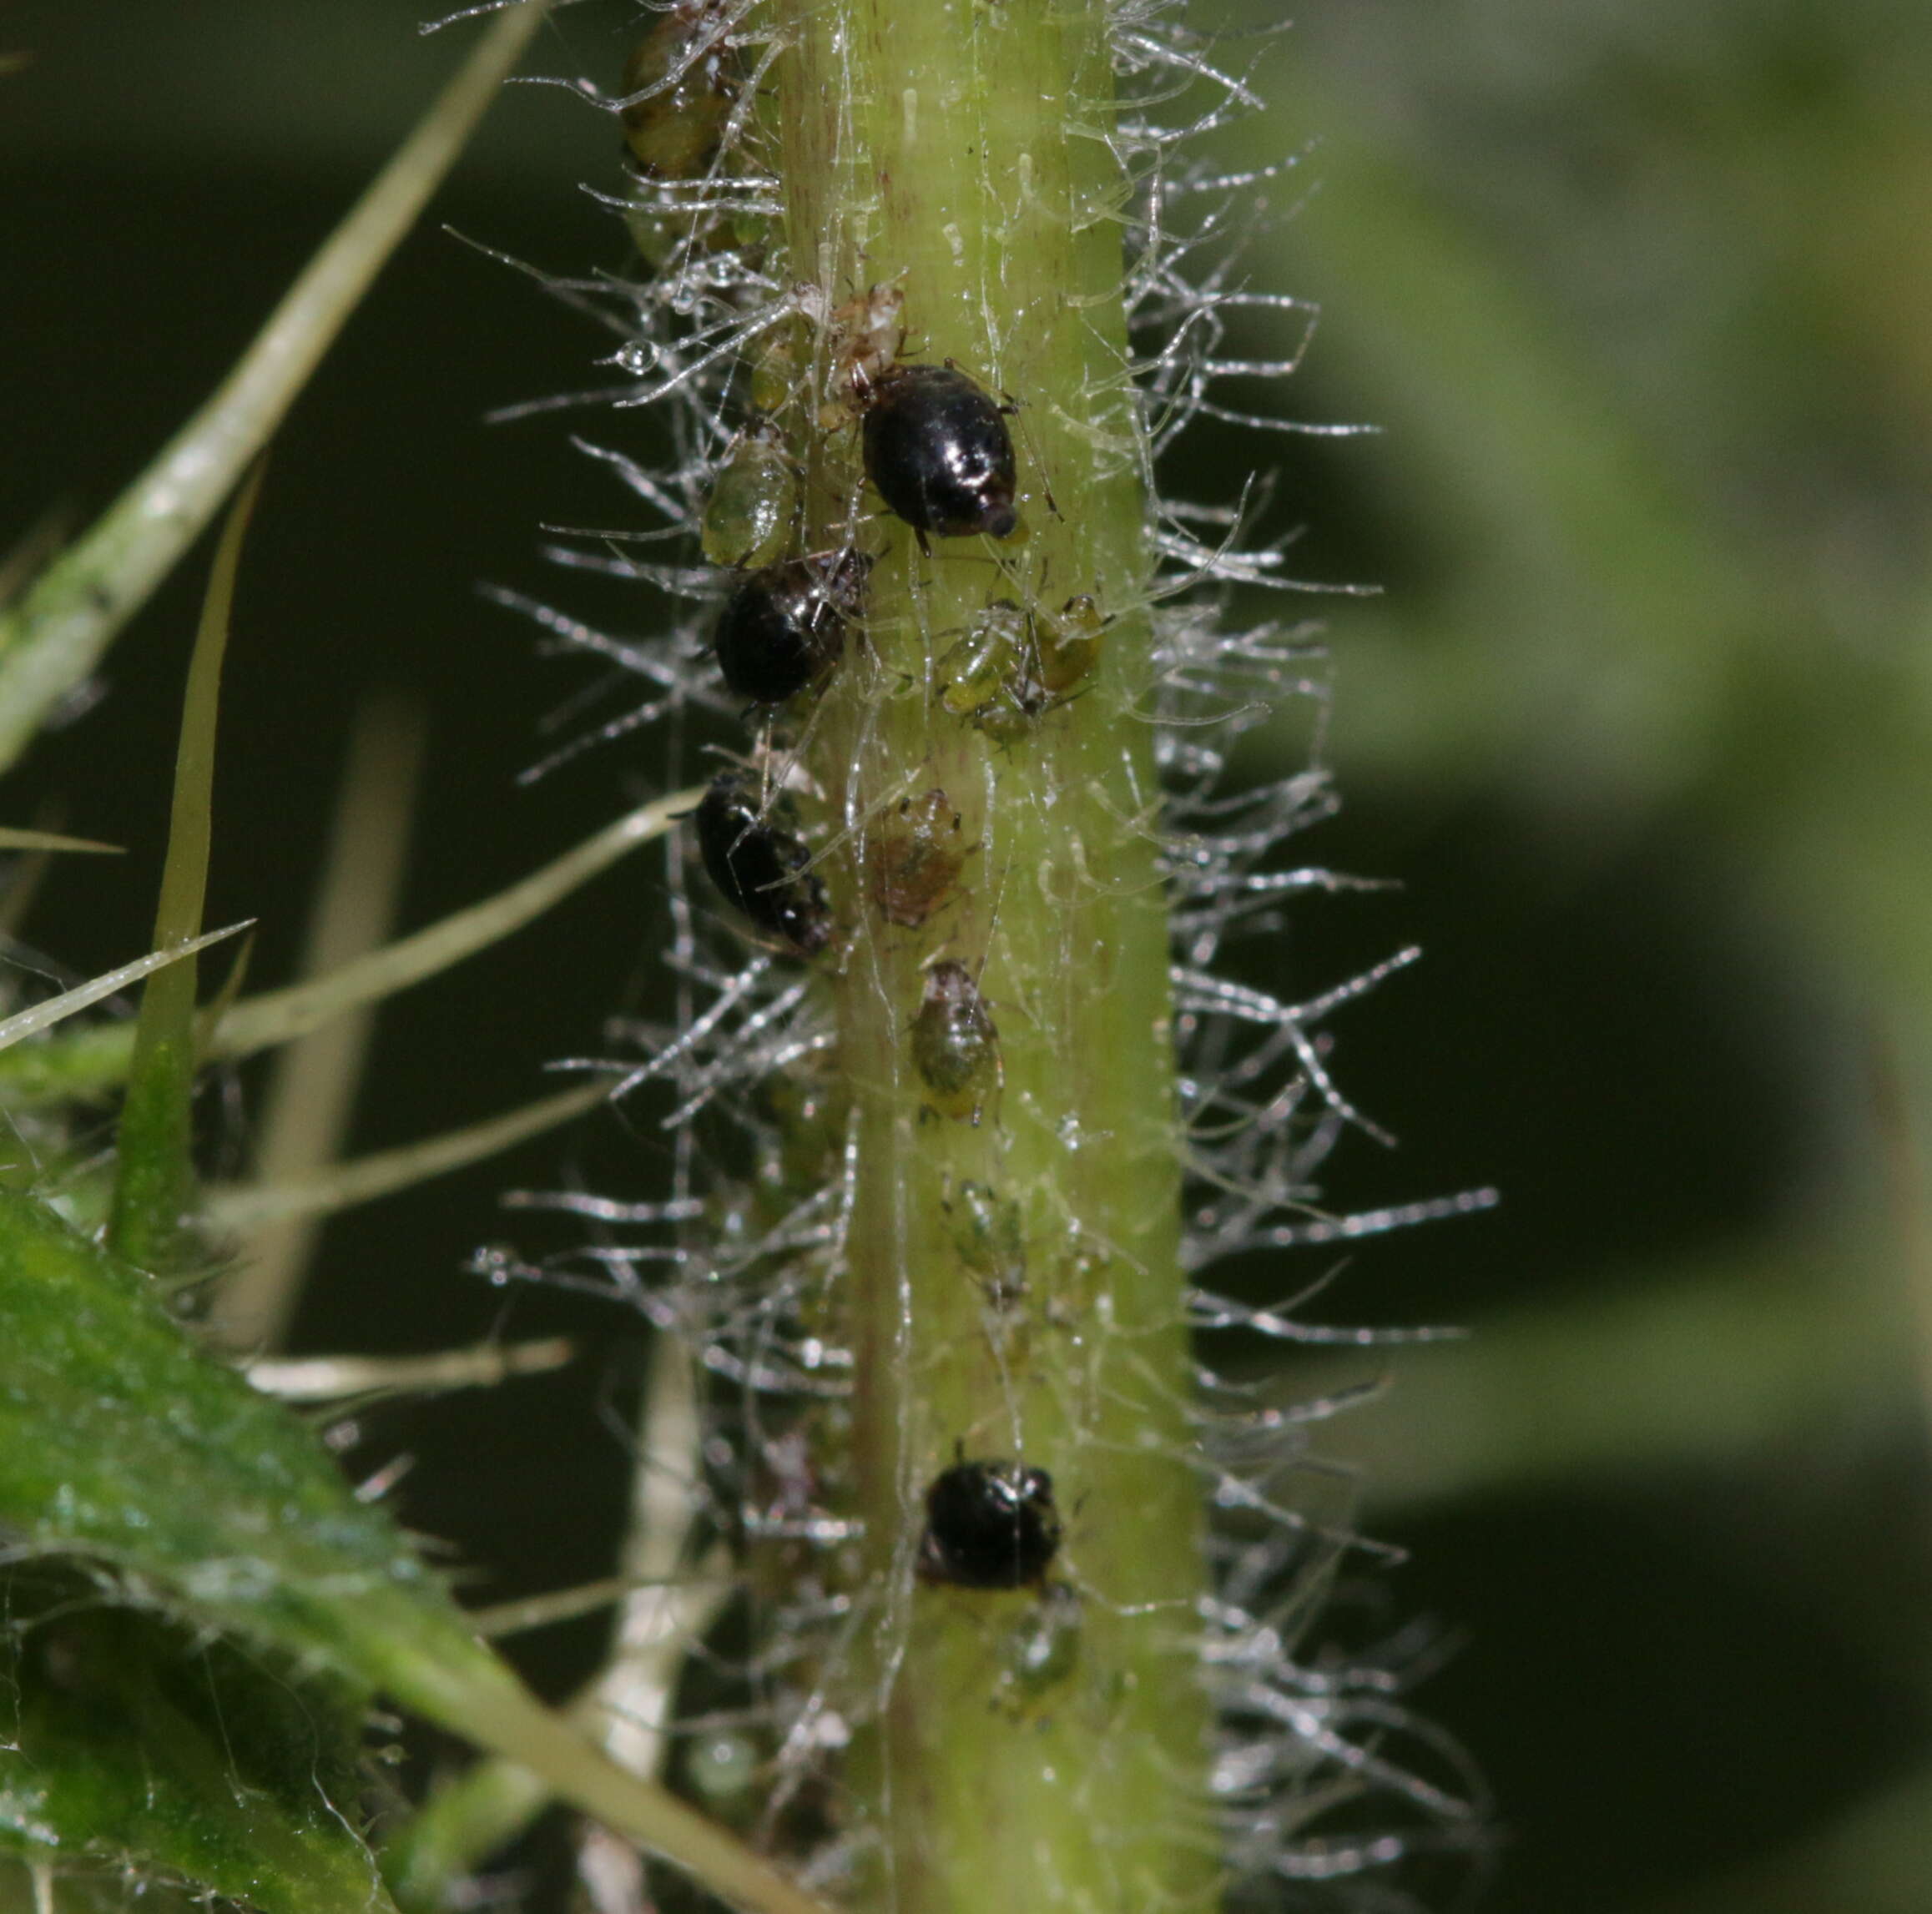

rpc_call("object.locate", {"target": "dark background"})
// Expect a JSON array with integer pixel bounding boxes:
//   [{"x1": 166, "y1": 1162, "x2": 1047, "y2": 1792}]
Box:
[{"x1": 5, "y1": 3, "x2": 1930, "y2": 1910}]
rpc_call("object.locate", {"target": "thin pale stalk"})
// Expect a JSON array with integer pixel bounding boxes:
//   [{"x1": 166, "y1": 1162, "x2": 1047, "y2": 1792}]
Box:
[
  {"x1": 108, "y1": 465, "x2": 264, "y2": 1272},
  {"x1": 216, "y1": 689, "x2": 426, "y2": 1350},
  {"x1": 0, "y1": 1, "x2": 551, "y2": 772}
]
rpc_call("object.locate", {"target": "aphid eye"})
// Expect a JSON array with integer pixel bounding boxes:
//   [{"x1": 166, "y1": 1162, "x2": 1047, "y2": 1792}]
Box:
[
  {"x1": 618, "y1": 0, "x2": 740, "y2": 182},
  {"x1": 860, "y1": 364, "x2": 1019, "y2": 541},
  {"x1": 712, "y1": 550, "x2": 870, "y2": 706},
  {"x1": 917, "y1": 1458, "x2": 1062, "y2": 1589},
  {"x1": 693, "y1": 773, "x2": 833, "y2": 955},
  {"x1": 911, "y1": 960, "x2": 1000, "y2": 1119}
]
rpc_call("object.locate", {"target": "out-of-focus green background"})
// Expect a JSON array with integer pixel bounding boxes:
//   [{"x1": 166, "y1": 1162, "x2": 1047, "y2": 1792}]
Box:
[{"x1": 4, "y1": 3, "x2": 1929, "y2": 1909}]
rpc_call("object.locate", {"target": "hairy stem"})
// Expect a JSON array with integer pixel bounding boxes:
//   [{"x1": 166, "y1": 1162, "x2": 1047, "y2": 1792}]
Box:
[{"x1": 773, "y1": 0, "x2": 1215, "y2": 1905}]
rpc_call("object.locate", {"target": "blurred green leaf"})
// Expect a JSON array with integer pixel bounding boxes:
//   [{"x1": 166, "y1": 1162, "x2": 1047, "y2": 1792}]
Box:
[
  {"x1": 0, "y1": 1593, "x2": 386, "y2": 1914},
  {"x1": 0, "y1": 1188, "x2": 834, "y2": 1914},
  {"x1": 0, "y1": 788, "x2": 699, "y2": 1110}
]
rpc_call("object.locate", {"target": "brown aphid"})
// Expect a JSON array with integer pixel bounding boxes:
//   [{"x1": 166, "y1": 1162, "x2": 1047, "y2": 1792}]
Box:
[
  {"x1": 618, "y1": 1, "x2": 739, "y2": 182},
  {"x1": 869, "y1": 788, "x2": 967, "y2": 929},
  {"x1": 820, "y1": 284, "x2": 906, "y2": 423},
  {"x1": 912, "y1": 960, "x2": 1000, "y2": 1121}
]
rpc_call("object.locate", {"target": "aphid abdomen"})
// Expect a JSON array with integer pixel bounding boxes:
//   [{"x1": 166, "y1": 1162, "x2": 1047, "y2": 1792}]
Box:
[{"x1": 618, "y1": 0, "x2": 740, "y2": 181}]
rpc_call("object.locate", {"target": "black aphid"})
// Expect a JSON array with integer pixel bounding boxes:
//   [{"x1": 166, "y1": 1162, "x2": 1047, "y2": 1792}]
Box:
[
  {"x1": 713, "y1": 551, "x2": 870, "y2": 704},
  {"x1": 918, "y1": 1458, "x2": 1061, "y2": 1589},
  {"x1": 861, "y1": 364, "x2": 1018, "y2": 540},
  {"x1": 694, "y1": 774, "x2": 831, "y2": 955}
]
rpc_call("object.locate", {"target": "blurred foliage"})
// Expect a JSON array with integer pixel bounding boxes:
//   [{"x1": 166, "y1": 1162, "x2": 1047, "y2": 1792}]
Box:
[{"x1": 3, "y1": 0, "x2": 1931, "y2": 1911}]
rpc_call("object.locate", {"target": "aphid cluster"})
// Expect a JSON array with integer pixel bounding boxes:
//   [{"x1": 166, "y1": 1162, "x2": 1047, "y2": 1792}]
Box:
[{"x1": 488, "y1": 0, "x2": 1487, "y2": 1902}]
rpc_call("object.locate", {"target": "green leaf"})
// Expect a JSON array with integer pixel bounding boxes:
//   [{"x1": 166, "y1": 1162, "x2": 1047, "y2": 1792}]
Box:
[
  {"x1": 0, "y1": 1588, "x2": 387, "y2": 1914},
  {"x1": 0, "y1": 1185, "x2": 451, "y2": 1668},
  {"x1": 0, "y1": 1189, "x2": 833, "y2": 1914}
]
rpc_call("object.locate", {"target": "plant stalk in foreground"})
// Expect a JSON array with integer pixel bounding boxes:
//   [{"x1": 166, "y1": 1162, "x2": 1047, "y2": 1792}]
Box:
[{"x1": 767, "y1": 1, "x2": 1216, "y2": 1905}]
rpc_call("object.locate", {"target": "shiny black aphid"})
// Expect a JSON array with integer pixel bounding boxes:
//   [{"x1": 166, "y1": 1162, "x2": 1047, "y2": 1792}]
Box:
[
  {"x1": 861, "y1": 365, "x2": 1018, "y2": 540},
  {"x1": 713, "y1": 551, "x2": 870, "y2": 704},
  {"x1": 918, "y1": 1458, "x2": 1061, "y2": 1589},
  {"x1": 694, "y1": 774, "x2": 831, "y2": 956}
]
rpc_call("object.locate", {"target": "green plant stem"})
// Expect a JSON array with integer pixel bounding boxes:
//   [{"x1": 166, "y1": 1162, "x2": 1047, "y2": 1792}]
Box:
[{"x1": 774, "y1": 2, "x2": 1214, "y2": 1907}]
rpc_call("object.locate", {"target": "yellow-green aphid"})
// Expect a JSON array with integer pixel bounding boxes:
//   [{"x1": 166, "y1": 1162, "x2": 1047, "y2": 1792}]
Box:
[
  {"x1": 701, "y1": 429, "x2": 800, "y2": 572},
  {"x1": 749, "y1": 322, "x2": 803, "y2": 416},
  {"x1": 950, "y1": 1181, "x2": 1026, "y2": 1300},
  {"x1": 1034, "y1": 592, "x2": 1107, "y2": 694},
  {"x1": 618, "y1": 1, "x2": 739, "y2": 181},
  {"x1": 936, "y1": 598, "x2": 1047, "y2": 742},
  {"x1": 936, "y1": 601, "x2": 1024, "y2": 718},
  {"x1": 913, "y1": 960, "x2": 999, "y2": 1122}
]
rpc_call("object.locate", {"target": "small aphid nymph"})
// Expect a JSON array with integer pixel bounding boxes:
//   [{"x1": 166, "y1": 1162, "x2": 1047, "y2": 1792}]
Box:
[
  {"x1": 861, "y1": 363, "x2": 1019, "y2": 541},
  {"x1": 694, "y1": 773, "x2": 831, "y2": 955},
  {"x1": 713, "y1": 550, "x2": 870, "y2": 705},
  {"x1": 869, "y1": 788, "x2": 967, "y2": 929},
  {"x1": 701, "y1": 431, "x2": 800, "y2": 572},
  {"x1": 911, "y1": 960, "x2": 1000, "y2": 1120},
  {"x1": 1034, "y1": 592, "x2": 1107, "y2": 694},
  {"x1": 936, "y1": 599, "x2": 1047, "y2": 740},
  {"x1": 918, "y1": 1458, "x2": 1062, "y2": 1589}
]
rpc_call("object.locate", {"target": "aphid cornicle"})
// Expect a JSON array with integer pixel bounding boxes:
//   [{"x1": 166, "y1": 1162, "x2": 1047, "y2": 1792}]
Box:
[
  {"x1": 618, "y1": 0, "x2": 740, "y2": 182},
  {"x1": 712, "y1": 551, "x2": 870, "y2": 705},
  {"x1": 918, "y1": 1458, "x2": 1062, "y2": 1590},
  {"x1": 694, "y1": 774, "x2": 831, "y2": 955},
  {"x1": 861, "y1": 363, "x2": 1019, "y2": 541}
]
